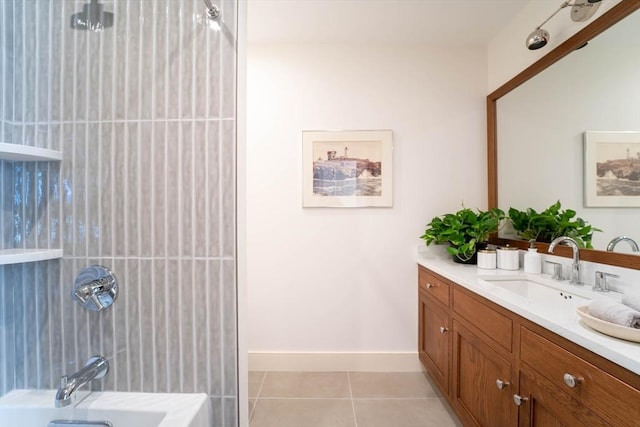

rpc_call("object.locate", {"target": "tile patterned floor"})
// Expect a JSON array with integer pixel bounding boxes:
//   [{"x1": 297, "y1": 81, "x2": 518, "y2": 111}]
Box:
[{"x1": 248, "y1": 371, "x2": 463, "y2": 427}]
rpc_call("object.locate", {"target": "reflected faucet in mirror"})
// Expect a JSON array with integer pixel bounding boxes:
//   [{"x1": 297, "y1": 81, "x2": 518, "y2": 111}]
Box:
[{"x1": 606, "y1": 236, "x2": 639, "y2": 253}]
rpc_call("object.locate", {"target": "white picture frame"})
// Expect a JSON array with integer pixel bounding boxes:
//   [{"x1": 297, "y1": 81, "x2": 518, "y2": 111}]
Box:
[
  {"x1": 302, "y1": 130, "x2": 393, "y2": 207},
  {"x1": 584, "y1": 131, "x2": 640, "y2": 207}
]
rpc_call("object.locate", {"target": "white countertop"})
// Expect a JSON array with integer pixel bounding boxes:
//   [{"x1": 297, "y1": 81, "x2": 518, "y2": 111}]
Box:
[{"x1": 417, "y1": 251, "x2": 640, "y2": 375}]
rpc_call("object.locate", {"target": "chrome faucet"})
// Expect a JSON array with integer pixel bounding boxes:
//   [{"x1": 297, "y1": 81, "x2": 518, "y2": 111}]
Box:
[
  {"x1": 606, "y1": 236, "x2": 639, "y2": 252},
  {"x1": 594, "y1": 270, "x2": 620, "y2": 292},
  {"x1": 548, "y1": 236, "x2": 581, "y2": 285},
  {"x1": 55, "y1": 355, "x2": 109, "y2": 408},
  {"x1": 72, "y1": 265, "x2": 118, "y2": 312}
]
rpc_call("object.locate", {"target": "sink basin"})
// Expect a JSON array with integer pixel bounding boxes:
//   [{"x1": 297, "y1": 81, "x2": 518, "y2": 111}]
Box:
[{"x1": 478, "y1": 275, "x2": 591, "y2": 314}]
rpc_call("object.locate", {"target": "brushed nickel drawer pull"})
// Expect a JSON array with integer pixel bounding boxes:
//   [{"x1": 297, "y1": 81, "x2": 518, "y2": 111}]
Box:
[
  {"x1": 563, "y1": 373, "x2": 583, "y2": 388},
  {"x1": 439, "y1": 326, "x2": 449, "y2": 333},
  {"x1": 496, "y1": 379, "x2": 509, "y2": 390},
  {"x1": 513, "y1": 394, "x2": 529, "y2": 406},
  {"x1": 426, "y1": 282, "x2": 435, "y2": 289}
]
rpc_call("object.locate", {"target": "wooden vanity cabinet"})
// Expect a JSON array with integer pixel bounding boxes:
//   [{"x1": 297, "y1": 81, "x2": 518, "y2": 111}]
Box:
[
  {"x1": 418, "y1": 269, "x2": 451, "y2": 395},
  {"x1": 452, "y1": 319, "x2": 516, "y2": 427},
  {"x1": 519, "y1": 326, "x2": 640, "y2": 427},
  {"x1": 450, "y1": 284, "x2": 517, "y2": 427},
  {"x1": 417, "y1": 265, "x2": 640, "y2": 427},
  {"x1": 516, "y1": 370, "x2": 608, "y2": 427}
]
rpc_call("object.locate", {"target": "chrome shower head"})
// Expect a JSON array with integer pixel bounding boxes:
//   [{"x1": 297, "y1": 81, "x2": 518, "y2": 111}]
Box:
[
  {"x1": 526, "y1": 27, "x2": 550, "y2": 50},
  {"x1": 70, "y1": 0, "x2": 113, "y2": 32},
  {"x1": 204, "y1": 0, "x2": 221, "y2": 20}
]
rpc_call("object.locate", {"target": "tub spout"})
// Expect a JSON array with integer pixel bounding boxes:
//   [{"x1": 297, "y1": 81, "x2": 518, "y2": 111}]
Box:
[{"x1": 55, "y1": 355, "x2": 109, "y2": 408}]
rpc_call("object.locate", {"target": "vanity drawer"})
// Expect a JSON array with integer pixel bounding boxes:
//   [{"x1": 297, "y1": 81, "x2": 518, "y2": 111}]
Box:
[
  {"x1": 418, "y1": 267, "x2": 450, "y2": 307},
  {"x1": 520, "y1": 326, "x2": 640, "y2": 427},
  {"x1": 452, "y1": 288, "x2": 512, "y2": 353}
]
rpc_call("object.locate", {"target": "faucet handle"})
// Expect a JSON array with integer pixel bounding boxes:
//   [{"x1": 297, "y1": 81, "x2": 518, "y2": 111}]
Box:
[
  {"x1": 73, "y1": 265, "x2": 118, "y2": 312},
  {"x1": 594, "y1": 271, "x2": 620, "y2": 292},
  {"x1": 545, "y1": 261, "x2": 564, "y2": 280}
]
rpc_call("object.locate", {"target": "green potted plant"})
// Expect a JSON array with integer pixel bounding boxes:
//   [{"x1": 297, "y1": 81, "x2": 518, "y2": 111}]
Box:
[
  {"x1": 420, "y1": 206, "x2": 505, "y2": 264},
  {"x1": 507, "y1": 201, "x2": 600, "y2": 249}
]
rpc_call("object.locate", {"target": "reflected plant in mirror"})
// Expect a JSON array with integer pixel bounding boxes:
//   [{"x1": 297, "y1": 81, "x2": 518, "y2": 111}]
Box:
[{"x1": 507, "y1": 201, "x2": 601, "y2": 249}]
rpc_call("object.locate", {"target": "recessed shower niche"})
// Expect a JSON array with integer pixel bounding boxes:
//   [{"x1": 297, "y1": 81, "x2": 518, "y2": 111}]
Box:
[{"x1": 0, "y1": 143, "x2": 63, "y2": 265}]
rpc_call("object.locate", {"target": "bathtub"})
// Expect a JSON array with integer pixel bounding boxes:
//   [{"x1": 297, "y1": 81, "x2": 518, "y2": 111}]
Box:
[{"x1": 0, "y1": 389, "x2": 210, "y2": 427}]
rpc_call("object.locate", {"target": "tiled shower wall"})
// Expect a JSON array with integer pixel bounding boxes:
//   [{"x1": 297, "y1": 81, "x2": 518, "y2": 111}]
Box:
[{"x1": 0, "y1": 1, "x2": 238, "y2": 425}]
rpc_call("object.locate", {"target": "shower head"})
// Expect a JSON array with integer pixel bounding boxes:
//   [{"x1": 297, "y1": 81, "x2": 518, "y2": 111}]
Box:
[
  {"x1": 526, "y1": 27, "x2": 550, "y2": 50},
  {"x1": 204, "y1": 0, "x2": 221, "y2": 20},
  {"x1": 71, "y1": 0, "x2": 114, "y2": 32}
]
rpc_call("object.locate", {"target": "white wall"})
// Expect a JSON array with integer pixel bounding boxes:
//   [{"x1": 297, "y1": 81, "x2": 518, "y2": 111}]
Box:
[
  {"x1": 487, "y1": 0, "x2": 623, "y2": 92},
  {"x1": 246, "y1": 44, "x2": 487, "y2": 357}
]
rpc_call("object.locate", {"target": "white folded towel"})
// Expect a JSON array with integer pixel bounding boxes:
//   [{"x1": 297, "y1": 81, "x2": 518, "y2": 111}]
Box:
[
  {"x1": 622, "y1": 294, "x2": 640, "y2": 312},
  {"x1": 588, "y1": 298, "x2": 640, "y2": 329}
]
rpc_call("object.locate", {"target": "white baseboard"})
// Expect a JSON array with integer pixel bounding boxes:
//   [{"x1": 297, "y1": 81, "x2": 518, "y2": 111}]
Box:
[{"x1": 248, "y1": 352, "x2": 422, "y2": 372}]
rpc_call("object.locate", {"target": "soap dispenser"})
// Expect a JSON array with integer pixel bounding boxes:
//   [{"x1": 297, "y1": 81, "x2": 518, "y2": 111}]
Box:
[{"x1": 524, "y1": 239, "x2": 542, "y2": 274}]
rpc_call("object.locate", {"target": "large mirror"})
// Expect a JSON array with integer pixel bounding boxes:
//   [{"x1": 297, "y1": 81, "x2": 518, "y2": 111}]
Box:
[{"x1": 488, "y1": 1, "x2": 640, "y2": 269}]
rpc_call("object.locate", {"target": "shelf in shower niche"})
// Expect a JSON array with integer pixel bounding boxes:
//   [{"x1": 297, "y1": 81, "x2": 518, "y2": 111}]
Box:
[
  {"x1": 0, "y1": 143, "x2": 62, "y2": 162},
  {"x1": 0, "y1": 249, "x2": 63, "y2": 265}
]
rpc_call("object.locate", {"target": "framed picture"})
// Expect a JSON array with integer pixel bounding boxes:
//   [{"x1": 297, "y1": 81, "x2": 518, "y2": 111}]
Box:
[
  {"x1": 302, "y1": 130, "x2": 393, "y2": 207},
  {"x1": 584, "y1": 131, "x2": 640, "y2": 207}
]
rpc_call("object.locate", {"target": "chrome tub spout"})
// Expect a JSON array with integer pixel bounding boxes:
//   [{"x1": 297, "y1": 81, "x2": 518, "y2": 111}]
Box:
[{"x1": 55, "y1": 355, "x2": 109, "y2": 408}]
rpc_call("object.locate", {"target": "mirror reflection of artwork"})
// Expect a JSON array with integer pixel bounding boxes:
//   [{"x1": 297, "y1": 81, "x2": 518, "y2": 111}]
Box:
[
  {"x1": 596, "y1": 142, "x2": 640, "y2": 196},
  {"x1": 302, "y1": 130, "x2": 392, "y2": 207},
  {"x1": 584, "y1": 132, "x2": 640, "y2": 207}
]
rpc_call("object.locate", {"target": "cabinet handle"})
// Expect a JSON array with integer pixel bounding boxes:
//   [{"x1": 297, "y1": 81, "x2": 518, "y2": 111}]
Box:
[
  {"x1": 513, "y1": 394, "x2": 529, "y2": 406},
  {"x1": 439, "y1": 326, "x2": 448, "y2": 333},
  {"x1": 496, "y1": 379, "x2": 509, "y2": 390},
  {"x1": 563, "y1": 373, "x2": 583, "y2": 388},
  {"x1": 426, "y1": 282, "x2": 435, "y2": 289}
]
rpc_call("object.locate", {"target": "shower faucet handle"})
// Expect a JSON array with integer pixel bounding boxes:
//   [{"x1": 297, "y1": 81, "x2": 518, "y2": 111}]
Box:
[{"x1": 72, "y1": 265, "x2": 118, "y2": 312}]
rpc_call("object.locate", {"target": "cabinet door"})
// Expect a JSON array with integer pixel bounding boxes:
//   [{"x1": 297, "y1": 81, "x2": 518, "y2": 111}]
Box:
[
  {"x1": 520, "y1": 326, "x2": 640, "y2": 426},
  {"x1": 516, "y1": 371, "x2": 608, "y2": 427},
  {"x1": 419, "y1": 290, "x2": 450, "y2": 395},
  {"x1": 452, "y1": 320, "x2": 515, "y2": 427}
]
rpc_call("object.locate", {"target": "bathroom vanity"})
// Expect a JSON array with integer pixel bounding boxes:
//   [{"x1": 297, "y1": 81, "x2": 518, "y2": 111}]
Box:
[{"x1": 417, "y1": 255, "x2": 640, "y2": 427}]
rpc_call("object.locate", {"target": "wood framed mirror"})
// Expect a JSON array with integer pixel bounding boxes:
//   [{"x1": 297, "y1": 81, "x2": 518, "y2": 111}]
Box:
[{"x1": 487, "y1": 0, "x2": 640, "y2": 269}]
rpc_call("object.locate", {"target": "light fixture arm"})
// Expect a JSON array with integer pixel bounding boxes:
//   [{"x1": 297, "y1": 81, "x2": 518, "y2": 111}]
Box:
[{"x1": 534, "y1": 1, "x2": 573, "y2": 30}]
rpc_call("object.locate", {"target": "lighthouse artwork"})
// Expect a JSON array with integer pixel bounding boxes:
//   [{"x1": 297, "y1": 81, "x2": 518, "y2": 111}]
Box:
[
  {"x1": 312, "y1": 142, "x2": 382, "y2": 197},
  {"x1": 302, "y1": 130, "x2": 393, "y2": 207},
  {"x1": 584, "y1": 131, "x2": 640, "y2": 207}
]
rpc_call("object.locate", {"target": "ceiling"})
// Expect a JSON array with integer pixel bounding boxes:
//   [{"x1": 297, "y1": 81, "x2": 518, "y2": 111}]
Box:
[{"x1": 247, "y1": 0, "x2": 530, "y2": 46}]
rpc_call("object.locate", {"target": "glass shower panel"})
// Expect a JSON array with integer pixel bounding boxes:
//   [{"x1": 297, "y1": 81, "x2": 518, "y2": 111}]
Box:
[{"x1": 0, "y1": 1, "x2": 238, "y2": 425}]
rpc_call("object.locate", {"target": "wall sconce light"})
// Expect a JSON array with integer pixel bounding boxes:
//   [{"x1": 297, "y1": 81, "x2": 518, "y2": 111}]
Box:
[{"x1": 526, "y1": 0, "x2": 602, "y2": 50}]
